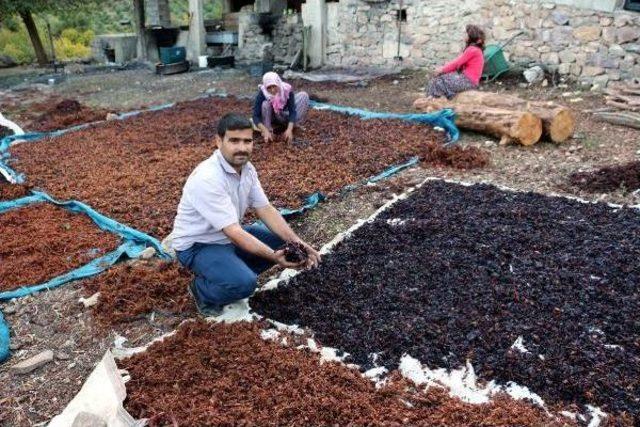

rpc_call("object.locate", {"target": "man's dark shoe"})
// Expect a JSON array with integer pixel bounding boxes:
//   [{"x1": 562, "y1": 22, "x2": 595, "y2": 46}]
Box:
[{"x1": 188, "y1": 281, "x2": 224, "y2": 317}]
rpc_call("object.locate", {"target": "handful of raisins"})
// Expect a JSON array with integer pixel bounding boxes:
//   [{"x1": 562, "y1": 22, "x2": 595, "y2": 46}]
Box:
[{"x1": 279, "y1": 241, "x2": 309, "y2": 263}]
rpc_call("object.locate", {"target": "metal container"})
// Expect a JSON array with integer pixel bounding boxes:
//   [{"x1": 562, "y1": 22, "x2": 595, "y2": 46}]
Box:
[
  {"x1": 156, "y1": 60, "x2": 190, "y2": 75},
  {"x1": 208, "y1": 56, "x2": 235, "y2": 67},
  {"x1": 159, "y1": 47, "x2": 186, "y2": 65}
]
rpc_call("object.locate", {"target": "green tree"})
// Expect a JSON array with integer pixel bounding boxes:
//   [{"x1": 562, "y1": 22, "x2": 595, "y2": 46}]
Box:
[{"x1": 0, "y1": 0, "x2": 96, "y2": 65}]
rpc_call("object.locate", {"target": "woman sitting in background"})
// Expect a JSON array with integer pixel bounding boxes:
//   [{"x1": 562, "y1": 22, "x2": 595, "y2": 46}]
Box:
[
  {"x1": 426, "y1": 25, "x2": 485, "y2": 99},
  {"x1": 253, "y1": 72, "x2": 310, "y2": 144}
]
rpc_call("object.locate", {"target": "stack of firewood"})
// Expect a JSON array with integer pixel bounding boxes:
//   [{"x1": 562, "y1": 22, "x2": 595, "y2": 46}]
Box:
[
  {"x1": 413, "y1": 91, "x2": 576, "y2": 146},
  {"x1": 592, "y1": 78, "x2": 640, "y2": 130}
]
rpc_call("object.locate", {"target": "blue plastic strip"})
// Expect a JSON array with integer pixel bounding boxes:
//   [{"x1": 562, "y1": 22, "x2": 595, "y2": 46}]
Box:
[
  {"x1": 280, "y1": 157, "x2": 419, "y2": 216},
  {"x1": 0, "y1": 194, "x2": 43, "y2": 213},
  {"x1": 0, "y1": 310, "x2": 9, "y2": 363},
  {"x1": 0, "y1": 240, "x2": 145, "y2": 301},
  {"x1": 368, "y1": 156, "x2": 420, "y2": 183},
  {"x1": 0, "y1": 132, "x2": 46, "y2": 152},
  {"x1": 116, "y1": 102, "x2": 175, "y2": 120},
  {"x1": 0, "y1": 191, "x2": 168, "y2": 257},
  {"x1": 340, "y1": 157, "x2": 420, "y2": 193},
  {"x1": 279, "y1": 192, "x2": 326, "y2": 217},
  {"x1": 310, "y1": 101, "x2": 460, "y2": 143}
]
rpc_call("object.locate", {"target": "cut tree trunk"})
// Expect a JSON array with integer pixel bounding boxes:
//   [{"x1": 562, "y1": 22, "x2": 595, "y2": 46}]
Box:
[
  {"x1": 593, "y1": 112, "x2": 640, "y2": 130},
  {"x1": 452, "y1": 91, "x2": 575, "y2": 143},
  {"x1": 414, "y1": 97, "x2": 542, "y2": 146},
  {"x1": 19, "y1": 10, "x2": 48, "y2": 66}
]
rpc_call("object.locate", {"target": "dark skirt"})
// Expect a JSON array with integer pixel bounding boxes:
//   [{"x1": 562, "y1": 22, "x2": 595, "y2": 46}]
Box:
[{"x1": 426, "y1": 72, "x2": 477, "y2": 99}]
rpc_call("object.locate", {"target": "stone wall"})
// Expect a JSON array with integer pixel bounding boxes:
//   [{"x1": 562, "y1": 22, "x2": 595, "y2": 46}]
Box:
[
  {"x1": 92, "y1": 34, "x2": 138, "y2": 64},
  {"x1": 145, "y1": 0, "x2": 171, "y2": 27},
  {"x1": 272, "y1": 14, "x2": 304, "y2": 64},
  {"x1": 236, "y1": 11, "x2": 271, "y2": 65},
  {"x1": 319, "y1": 0, "x2": 640, "y2": 87},
  {"x1": 236, "y1": 12, "x2": 303, "y2": 66}
]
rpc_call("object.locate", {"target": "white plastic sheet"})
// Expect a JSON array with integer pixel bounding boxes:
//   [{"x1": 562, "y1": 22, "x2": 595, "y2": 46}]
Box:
[
  {"x1": 49, "y1": 351, "x2": 141, "y2": 427},
  {"x1": 0, "y1": 112, "x2": 24, "y2": 136}
]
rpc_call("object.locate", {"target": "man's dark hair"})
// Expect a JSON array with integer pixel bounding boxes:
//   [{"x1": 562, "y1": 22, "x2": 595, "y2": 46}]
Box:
[{"x1": 217, "y1": 113, "x2": 253, "y2": 137}]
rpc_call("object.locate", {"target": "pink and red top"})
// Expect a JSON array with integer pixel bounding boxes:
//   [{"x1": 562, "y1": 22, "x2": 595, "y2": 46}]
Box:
[{"x1": 440, "y1": 45, "x2": 485, "y2": 86}]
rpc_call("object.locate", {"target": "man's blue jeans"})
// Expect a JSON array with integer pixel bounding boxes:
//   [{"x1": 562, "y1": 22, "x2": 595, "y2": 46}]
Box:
[{"x1": 175, "y1": 225, "x2": 284, "y2": 308}]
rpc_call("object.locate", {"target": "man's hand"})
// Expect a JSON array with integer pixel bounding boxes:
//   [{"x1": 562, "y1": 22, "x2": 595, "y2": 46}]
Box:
[
  {"x1": 434, "y1": 66, "x2": 444, "y2": 75},
  {"x1": 283, "y1": 127, "x2": 294, "y2": 144},
  {"x1": 272, "y1": 249, "x2": 306, "y2": 269},
  {"x1": 304, "y1": 244, "x2": 321, "y2": 269},
  {"x1": 262, "y1": 129, "x2": 273, "y2": 143},
  {"x1": 254, "y1": 204, "x2": 322, "y2": 270},
  {"x1": 298, "y1": 240, "x2": 321, "y2": 269}
]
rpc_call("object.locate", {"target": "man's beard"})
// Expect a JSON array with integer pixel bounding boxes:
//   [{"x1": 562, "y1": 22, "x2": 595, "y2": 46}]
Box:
[{"x1": 231, "y1": 152, "x2": 250, "y2": 165}]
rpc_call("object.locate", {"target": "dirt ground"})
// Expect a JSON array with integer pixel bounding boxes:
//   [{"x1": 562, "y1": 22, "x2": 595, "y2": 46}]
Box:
[{"x1": 0, "y1": 65, "x2": 638, "y2": 425}]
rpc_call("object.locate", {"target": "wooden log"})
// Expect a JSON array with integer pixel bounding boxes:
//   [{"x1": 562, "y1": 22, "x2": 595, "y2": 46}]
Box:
[
  {"x1": 605, "y1": 99, "x2": 640, "y2": 112},
  {"x1": 605, "y1": 94, "x2": 640, "y2": 106},
  {"x1": 452, "y1": 91, "x2": 575, "y2": 143},
  {"x1": 413, "y1": 97, "x2": 542, "y2": 146},
  {"x1": 593, "y1": 112, "x2": 640, "y2": 129},
  {"x1": 606, "y1": 87, "x2": 640, "y2": 97}
]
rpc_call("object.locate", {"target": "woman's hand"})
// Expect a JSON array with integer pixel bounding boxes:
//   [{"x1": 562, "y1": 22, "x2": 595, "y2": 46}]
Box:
[
  {"x1": 434, "y1": 67, "x2": 444, "y2": 75},
  {"x1": 283, "y1": 127, "x2": 294, "y2": 144},
  {"x1": 262, "y1": 129, "x2": 273, "y2": 143}
]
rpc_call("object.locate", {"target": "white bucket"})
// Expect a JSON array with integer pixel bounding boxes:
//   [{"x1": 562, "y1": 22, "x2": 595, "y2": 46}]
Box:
[{"x1": 198, "y1": 55, "x2": 208, "y2": 68}]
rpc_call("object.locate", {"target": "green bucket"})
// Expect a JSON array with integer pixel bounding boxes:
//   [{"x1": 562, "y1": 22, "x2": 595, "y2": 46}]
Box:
[{"x1": 482, "y1": 44, "x2": 510, "y2": 81}]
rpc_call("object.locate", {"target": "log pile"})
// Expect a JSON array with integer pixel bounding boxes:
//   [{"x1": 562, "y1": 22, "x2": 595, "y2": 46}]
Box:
[
  {"x1": 594, "y1": 79, "x2": 640, "y2": 130},
  {"x1": 413, "y1": 91, "x2": 576, "y2": 146}
]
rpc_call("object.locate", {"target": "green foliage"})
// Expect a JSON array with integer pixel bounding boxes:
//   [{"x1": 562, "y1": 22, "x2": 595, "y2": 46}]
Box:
[
  {"x1": 0, "y1": 0, "x2": 100, "y2": 18},
  {"x1": 0, "y1": 25, "x2": 35, "y2": 63},
  {"x1": 2, "y1": 15, "x2": 21, "y2": 31},
  {"x1": 169, "y1": 0, "x2": 223, "y2": 26},
  {"x1": 53, "y1": 0, "x2": 134, "y2": 34},
  {"x1": 0, "y1": 0, "x2": 224, "y2": 64},
  {"x1": 0, "y1": 19, "x2": 94, "y2": 63},
  {"x1": 53, "y1": 31, "x2": 91, "y2": 59}
]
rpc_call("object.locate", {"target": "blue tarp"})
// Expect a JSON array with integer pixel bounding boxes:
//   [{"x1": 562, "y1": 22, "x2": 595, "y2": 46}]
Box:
[
  {"x1": 310, "y1": 101, "x2": 460, "y2": 143},
  {"x1": 0, "y1": 191, "x2": 170, "y2": 363},
  {"x1": 279, "y1": 192, "x2": 326, "y2": 217},
  {"x1": 0, "y1": 311, "x2": 9, "y2": 363}
]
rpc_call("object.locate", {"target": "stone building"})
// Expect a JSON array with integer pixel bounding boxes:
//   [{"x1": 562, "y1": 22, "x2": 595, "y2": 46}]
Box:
[
  {"x1": 136, "y1": 0, "x2": 640, "y2": 87},
  {"x1": 303, "y1": 0, "x2": 640, "y2": 86},
  {"x1": 256, "y1": 0, "x2": 638, "y2": 87}
]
